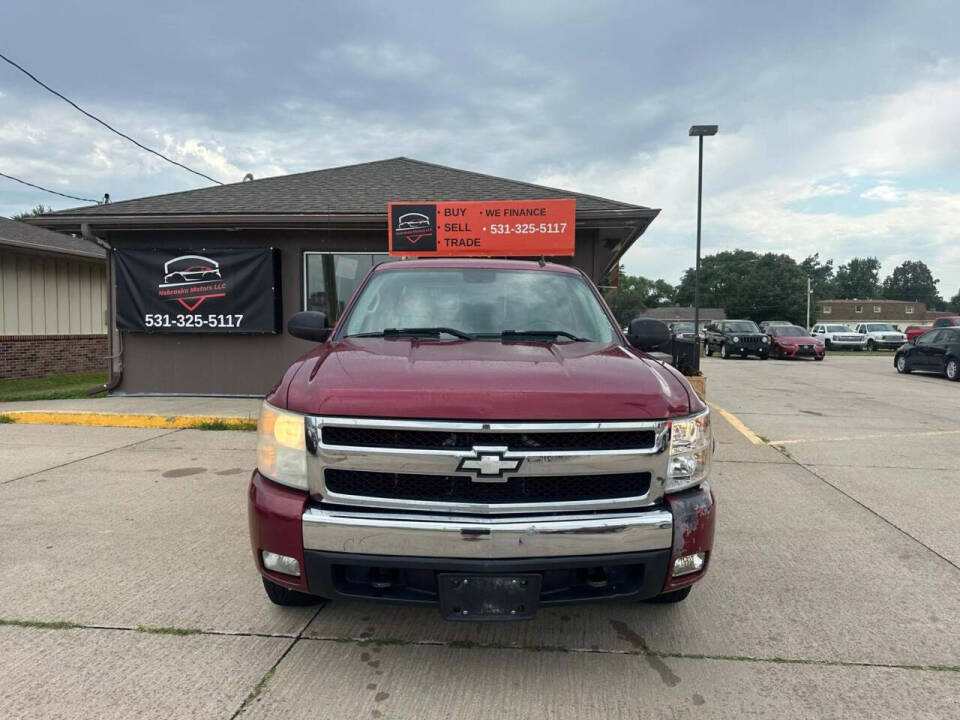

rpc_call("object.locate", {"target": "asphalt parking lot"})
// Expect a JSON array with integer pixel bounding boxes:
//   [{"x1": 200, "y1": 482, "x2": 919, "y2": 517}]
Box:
[{"x1": 2, "y1": 354, "x2": 959, "y2": 719}]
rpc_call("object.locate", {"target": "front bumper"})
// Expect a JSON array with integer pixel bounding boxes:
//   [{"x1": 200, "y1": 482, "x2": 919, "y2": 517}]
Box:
[
  {"x1": 777, "y1": 344, "x2": 825, "y2": 359},
  {"x1": 249, "y1": 471, "x2": 715, "y2": 607},
  {"x1": 870, "y1": 339, "x2": 904, "y2": 349}
]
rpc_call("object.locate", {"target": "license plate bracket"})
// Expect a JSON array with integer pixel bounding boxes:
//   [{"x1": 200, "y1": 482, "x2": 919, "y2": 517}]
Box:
[{"x1": 438, "y1": 573, "x2": 541, "y2": 621}]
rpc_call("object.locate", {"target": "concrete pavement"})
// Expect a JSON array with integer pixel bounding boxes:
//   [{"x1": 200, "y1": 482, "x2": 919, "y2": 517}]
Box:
[{"x1": 1, "y1": 354, "x2": 958, "y2": 718}]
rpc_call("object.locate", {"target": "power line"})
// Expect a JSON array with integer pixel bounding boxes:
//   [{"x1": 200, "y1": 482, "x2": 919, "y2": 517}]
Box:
[
  {"x1": 0, "y1": 171, "x2": 99, "y2": 204},
  {"x1": 0, "y1": 52, "x2": 224, "y2": 186}
]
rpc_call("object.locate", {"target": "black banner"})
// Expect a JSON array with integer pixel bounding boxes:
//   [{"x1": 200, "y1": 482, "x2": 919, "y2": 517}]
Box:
[{"x1": 115, "y1": 248, "x2": 281, "y2": 333}]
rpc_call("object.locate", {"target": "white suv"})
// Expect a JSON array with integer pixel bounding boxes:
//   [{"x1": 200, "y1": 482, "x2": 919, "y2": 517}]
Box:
[
  {"x1": 811, "y1": 323, "x2": 867, "y2": 350},
  {"x1": 854, "y1": 322, "x2": 907, "y2": 351}
]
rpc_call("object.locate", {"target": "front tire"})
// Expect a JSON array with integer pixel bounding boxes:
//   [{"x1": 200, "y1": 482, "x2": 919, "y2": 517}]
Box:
[
  {"x1": 643, "y1": 586, "x2": 692, "y2": 604},
  {"x1": 824, "y1": 339, "x2": 832, "y2": 350},
  {"x1": 720, "y1": 343, "x2": 730, "y2": 359},
  {"x1": 705, "y1": 342, "x2": 714, "y2": 357},
  {"x1": 946, "y1": 357, "x2": 959, "y2": 381},
  {"x1": 262, "y1": 577, "x2": 324, "y2": 606},
  {"x1": 868, "y1": 339, "x2": 877, "y2": 351},
  {"x1": 895, "y1": 354, "x2": 911, "y2": 374}
]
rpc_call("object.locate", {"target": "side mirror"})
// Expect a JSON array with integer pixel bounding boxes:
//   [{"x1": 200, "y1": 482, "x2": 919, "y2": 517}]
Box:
[
  {"x1": 288, "y1": 311, "x2": 331, "y2": 342},
  {"x1": 627, "y1": 317, "x2": 671, "y2": 351}
]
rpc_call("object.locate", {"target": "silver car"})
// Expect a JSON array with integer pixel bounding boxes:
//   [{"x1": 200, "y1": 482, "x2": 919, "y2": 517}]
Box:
[{"x1": 811, "y1": 323, "x2": 866, "y2": 350}]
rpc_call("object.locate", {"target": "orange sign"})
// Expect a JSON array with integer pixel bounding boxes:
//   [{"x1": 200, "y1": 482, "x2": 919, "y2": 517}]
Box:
[{"x1": 388, "y1": 199, "x2": 576, "y2": 257}]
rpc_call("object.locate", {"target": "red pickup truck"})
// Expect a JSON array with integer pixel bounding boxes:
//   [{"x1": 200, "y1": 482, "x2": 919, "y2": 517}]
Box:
[{"x1": 248, "y1": 259, "x2": 715, "y2": 620}]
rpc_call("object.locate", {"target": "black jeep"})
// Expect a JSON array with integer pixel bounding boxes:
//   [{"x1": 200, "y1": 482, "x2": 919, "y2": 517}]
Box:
[{"x1": 704, "y1": 319, "x2": 770, "y2": 359}]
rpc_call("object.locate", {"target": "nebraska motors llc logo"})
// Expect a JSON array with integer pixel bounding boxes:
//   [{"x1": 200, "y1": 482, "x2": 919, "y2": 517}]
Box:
[
  {"x1": 157, "y1": 254, "x2": 226, "y2": 311},
  {"x1": 390, "y1": 203, "x2": 437, "y2": 252}
]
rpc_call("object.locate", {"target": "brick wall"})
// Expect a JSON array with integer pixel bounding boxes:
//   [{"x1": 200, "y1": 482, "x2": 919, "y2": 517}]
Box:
[{"x1": 0, "y1": 335, "x2": 107, "y2": 379}]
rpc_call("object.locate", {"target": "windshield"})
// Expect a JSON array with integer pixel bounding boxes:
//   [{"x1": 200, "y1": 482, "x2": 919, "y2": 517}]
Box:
[
  {"x1": 724, "y1": 321, "x2": 759, "y2": 332},
  {"x1": 826, "y1": 325, "x2": 852, "y2": 332},
  {"x1": 866, "y1": 323, "x2": 897, "y2": 332},
  {"x1": 770, "y1": 325, "x2": 810, "y2": 337},
  {"x1": 339, "y1": 268, "x2": 618, "y2": 343},
  {"x1": 673, "y1": 322, "x2": 694, "y2": 332}
]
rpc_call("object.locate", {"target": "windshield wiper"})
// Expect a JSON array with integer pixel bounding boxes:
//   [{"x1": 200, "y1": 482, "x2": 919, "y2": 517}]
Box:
[
  {"x1": 499, "y1": 330, "x2": 589, "y2": 342},
  {"x1": 347, "y1": 327, "x2": 474, "y2": 340}
]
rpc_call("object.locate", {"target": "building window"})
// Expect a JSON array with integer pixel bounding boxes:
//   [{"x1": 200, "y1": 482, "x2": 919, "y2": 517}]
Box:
[
  {"x1": 303, "y1": 252, "x2": 395, "y2": 319},
  {"x1": 873, "y1": 305, "x2": 881, "y2": 313},
  {"x1": 822, "y1": 305, "x2": 831, "y2": 314},
  {"x1": 855, "y1": 304, "x2": 863, "y2": 313},
  {"x1": 906, "y1": 305, "x2": 914, "y2": 314}
]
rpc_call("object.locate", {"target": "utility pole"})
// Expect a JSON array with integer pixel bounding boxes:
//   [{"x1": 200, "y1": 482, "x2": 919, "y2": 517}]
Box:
[{"x1": 806, "y1": 277, "x2": 812, "y2": 329}]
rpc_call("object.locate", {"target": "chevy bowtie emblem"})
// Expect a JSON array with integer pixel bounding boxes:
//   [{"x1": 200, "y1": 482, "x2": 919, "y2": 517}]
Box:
[{"x1": 456, "y1": 447, "x2": 523, "y2": 482}]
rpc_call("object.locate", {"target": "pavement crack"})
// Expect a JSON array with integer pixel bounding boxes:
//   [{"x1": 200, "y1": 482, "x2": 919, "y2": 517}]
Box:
[
  {"x1": 0, "y1": 428, "x2": 185, "y2": 486},
  {"x1": 774, "y1": 449, "x2": 960, "y2": 574},
  {"x1": 298, "y1": 633, "x2": 960, "y2": 673},
  {"x1": 229, "y1": 604, "x2": 325, "y2": 719}
]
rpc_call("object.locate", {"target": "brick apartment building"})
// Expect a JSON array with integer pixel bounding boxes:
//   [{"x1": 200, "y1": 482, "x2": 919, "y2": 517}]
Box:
[
  {"x1": 815, "y1": 299, "x2": 953, "y2": 328},
  {"x1": 0, "y1": 216, "x2": 107, "y2": 379}
]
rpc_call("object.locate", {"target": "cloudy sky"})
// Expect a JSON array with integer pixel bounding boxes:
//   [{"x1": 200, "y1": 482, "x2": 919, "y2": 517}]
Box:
[{"x1": 2, "y1": 1, "x2": 959, "y2": 297}]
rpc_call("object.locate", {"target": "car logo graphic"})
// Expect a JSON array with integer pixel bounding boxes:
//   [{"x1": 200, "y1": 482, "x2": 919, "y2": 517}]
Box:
[
  {"x1": 157, "y1": 254, "x2": 226, "y2": 311},
  {"x1": 456, "y1": 447, "x2": 523, "y2": 482},
  {"x1": 396, "y1": 212, "x2": 431, "y2": 231}
]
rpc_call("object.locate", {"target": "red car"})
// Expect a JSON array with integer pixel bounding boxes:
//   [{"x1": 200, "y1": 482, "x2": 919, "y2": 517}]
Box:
[
  {"x1": 932, "y1": 316, "x2": 960, "y2": 329},
  {"x1": 906, "y1": 325, "x2": 932, "y2": 341},
  {"x1": 248, "y1": 258, "x2": 715, "y2": 618},
  {"x1": 767, "y1": 325, "x2": 825, "y2": 360}
]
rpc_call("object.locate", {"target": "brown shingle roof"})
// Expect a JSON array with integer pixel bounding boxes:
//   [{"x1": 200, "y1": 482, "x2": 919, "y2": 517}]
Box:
[
  {"x1": 0, "y1": 216, "x2": 104, "y2": 259},
  {"x1": 40, "y1": 157, "x2": 653, "y2": 219}
]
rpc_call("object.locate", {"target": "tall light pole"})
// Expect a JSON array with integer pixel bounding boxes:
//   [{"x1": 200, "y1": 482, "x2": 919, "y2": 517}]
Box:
[
  {"x1": 806, "y1": 277, "x2": 812, "y2": 329},
  {"x1": 689, "y1": 125, "x2": 718, "y2": 346}
]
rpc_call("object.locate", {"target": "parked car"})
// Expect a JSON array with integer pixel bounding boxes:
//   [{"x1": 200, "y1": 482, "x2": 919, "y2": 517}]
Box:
[
  {"x1": 932, "y1": 316, "x2": 960, "y2": 329},
  {"x1": 669, "y1": 321, "x2": 697, "y2": 341},
  {"x1": 854, "y1": 323, "x2": 907, "y2": 351},
  {"x1": 704, "y1": 320, "x2": 769, "y2": 359},
  {"x1": 810, "y1": 323, "x2": 866, "y2": 350},
  {"x1": 766, "y1": 325, "x2": 825, "y2": 361},
  {"x1": 758, "y1": 320, "x2": 793, "y2": 331},
  {"x1": 894, "y1": 327, "x2": 960, "y2": 381},
  {"x1": 905, "y1": 324, "x2": 932, "y2": 341},
  {"x1": 250, "y1": 259, "x2": 716, "y2": 616}
]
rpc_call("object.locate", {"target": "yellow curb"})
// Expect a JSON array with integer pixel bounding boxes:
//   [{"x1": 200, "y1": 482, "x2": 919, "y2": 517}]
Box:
[
  {"x1": 707, "y1": 402, "x2": 766, "y2": 445},
  {"x1": 0, "y1": 410, "x2": 257, "y2": 430}
]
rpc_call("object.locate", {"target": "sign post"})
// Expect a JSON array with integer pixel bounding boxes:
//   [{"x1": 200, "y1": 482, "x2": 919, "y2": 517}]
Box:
[{"x1": 388, "y1": 199, "x2": 575, "y2": 257}]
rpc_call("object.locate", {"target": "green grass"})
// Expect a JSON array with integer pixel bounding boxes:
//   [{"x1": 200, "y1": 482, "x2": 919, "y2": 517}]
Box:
[
  {"x1": 0, "y1": 414, "x2": 14, "y2": 423},
  {"x1": 189, "y1": 418, "x2": 257, "y2": 431},
  {"x1": 825, "y1": 349, "x2": 896, "y2": 356},
  {"x1": 0, "y1": 372, "x2": 108, "y2": 402}
]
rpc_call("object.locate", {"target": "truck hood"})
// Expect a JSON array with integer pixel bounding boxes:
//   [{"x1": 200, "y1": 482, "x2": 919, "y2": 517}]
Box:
[{"x1": 281, "y1": 338, "x2": 695, "y2": 420}]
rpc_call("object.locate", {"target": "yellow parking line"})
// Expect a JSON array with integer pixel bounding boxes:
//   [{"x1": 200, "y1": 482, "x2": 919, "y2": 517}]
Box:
[
  {"x1": 708, "y1": 403, "x2": 766, "y2": 445},
  {"x1": 1, "y1": 411, "x2": 256, "y2": 430},
  {"x1": 769, "y1": 428, "x2": 960, "y2": 445}
]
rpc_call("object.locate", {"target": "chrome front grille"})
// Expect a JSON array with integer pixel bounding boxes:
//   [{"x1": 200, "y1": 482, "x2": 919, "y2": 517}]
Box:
[{"x1": 305, "y1": 417, "x2": 670, "y2": 515}]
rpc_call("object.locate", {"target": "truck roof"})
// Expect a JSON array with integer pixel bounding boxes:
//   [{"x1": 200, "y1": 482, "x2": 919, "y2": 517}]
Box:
[{"x1": 372, "y1": 258, "x2": 581, "y2": 275}]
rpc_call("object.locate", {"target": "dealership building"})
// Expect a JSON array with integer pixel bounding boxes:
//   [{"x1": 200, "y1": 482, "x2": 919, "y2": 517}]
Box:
[{"x1": 32, "y1": 157, "x2": 659, "y2": 396}]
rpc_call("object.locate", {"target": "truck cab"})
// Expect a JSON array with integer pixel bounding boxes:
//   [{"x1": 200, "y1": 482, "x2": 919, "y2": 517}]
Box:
[{"x1": 248, "y1": 259, "x2": 715, "y2": 620}]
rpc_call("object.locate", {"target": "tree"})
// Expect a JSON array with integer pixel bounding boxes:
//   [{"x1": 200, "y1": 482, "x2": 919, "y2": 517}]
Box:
[
  {"x1": 834, "y1": 257, "x2": 881, "y2": 299},
  {"x1": 602, "y1": 267, "x2": 676, "y2": 326},
  {"x1": 674, "y1": 249, "x2": 809, "y2": 323},
  {"x1": 950, "y1": 290, "x2": 960, "y2": 313},
  {"x1": 881, "y1": 260, "x2": 943, "y2": 309},
  {"x1": 11, "y1": 203, "x2": 53, "y2": 221}
]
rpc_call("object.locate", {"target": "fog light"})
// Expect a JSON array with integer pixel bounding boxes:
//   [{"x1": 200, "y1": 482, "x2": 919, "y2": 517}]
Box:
[
  {"x1": 672, "y1": 552, "x2": 706, "y2": 577},
  {"x1": 261, "y1": 550, "x2": 301, "y2": 577}
]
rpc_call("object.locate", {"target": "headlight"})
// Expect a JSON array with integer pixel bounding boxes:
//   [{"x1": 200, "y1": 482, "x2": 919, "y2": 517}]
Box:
[
  {"x1": 761, "y1": 336, "x2": 769, "y2": 343},
  {"x1": 666, "y1": 408, "x2": 712, "y2": 493},
  {"x1": 257, "y1": 402, "x2": 308, "y2": 490},
  {"x1": 732, "y1": 336, "x2": 740, "y2": 343}
]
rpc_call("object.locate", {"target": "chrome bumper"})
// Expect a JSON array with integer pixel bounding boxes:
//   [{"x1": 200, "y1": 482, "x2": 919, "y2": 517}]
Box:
[{"x1": 302, "y1": 506, "x2": 674, "y2": 559}]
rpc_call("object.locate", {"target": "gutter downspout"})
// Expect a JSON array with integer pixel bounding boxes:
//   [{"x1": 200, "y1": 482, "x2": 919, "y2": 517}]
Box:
[{"x1": 81, "y1": 224, "x2": 123, "y2": 393}]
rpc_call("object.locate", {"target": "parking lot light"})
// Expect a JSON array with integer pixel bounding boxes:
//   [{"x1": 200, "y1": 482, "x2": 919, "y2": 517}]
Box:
[
  {"x1": 261, "y1": 550, "x2": 301, "y2": 577},
  {"x1": 689, "y1": 125, "x2": 719, "y2": 340},
  {"x1": 672, "y1": 551, "x2": 706, "y2": 577}
]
